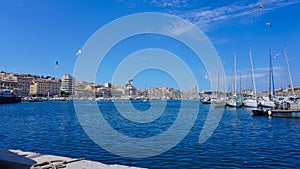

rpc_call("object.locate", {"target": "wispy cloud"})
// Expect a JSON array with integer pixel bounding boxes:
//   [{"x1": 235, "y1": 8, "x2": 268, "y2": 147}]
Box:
[
  {"x1": 254, "y1": 66, "x2": 283, "y2": 72},
  {"x1": 162, "y1": 19, "x2": 194, "y2": 36},
  {"x1": 228, "y1": 66, "x2": 283, "y2": 81},
  {"x1": 115, "y1": 0, "x2": 299, "y2": 33},
  {"x1": 164, "y1": 0, "x2": 299, "y2": 32},
  {"x1": 228, "y1": 71, "x2": 266, "y2": 80},
  {"x1": 150, "y1": 0, "x2": 189, "y2": 8},
  {"x1": 240, "y1": 73, "x2": 266, "y2": 79}
]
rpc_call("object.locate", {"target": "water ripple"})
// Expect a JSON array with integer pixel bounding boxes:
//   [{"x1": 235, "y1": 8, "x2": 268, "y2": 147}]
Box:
[{"x1": 0, "y1": 101, "x2": 299, "y2": 168}]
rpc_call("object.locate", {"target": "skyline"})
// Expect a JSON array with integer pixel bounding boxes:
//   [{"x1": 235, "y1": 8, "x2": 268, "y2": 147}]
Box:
[{"x1": 1, "y1": 0, "x2": 300, "y2": 92}]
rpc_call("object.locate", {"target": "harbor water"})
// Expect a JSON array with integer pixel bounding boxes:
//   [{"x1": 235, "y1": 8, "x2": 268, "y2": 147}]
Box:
[{"x1": 0, "y1": 100, "x2": 299, "y2": 168}]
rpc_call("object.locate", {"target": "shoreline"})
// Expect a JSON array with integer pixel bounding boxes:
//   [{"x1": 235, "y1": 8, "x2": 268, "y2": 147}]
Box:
[{"x1": 0, "y1": 149, "x2": 144, "y2": 169}]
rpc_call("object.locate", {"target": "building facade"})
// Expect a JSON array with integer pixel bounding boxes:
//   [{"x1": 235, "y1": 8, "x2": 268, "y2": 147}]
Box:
[
  {"x1": 124, "y1": 79, "x2": 137, "y2": 97},
  {"x1": 14, "y1": 74, "x2": 34, "y2": 97},
  {"x1": 0, "y1": 72, "x2": 17, "y2": 90},
  {"x1": 30, "y1": 78, "x2": 60, "y2": 97},
  {"x1": 60, "y1": 74, "x2": 75, "y2": 95},
  {"x1": 147, "y1": 87, "x2": 181, "y2": 100}
]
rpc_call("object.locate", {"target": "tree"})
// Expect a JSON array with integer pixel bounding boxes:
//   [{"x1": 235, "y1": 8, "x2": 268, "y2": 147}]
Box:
[{"x1": 60, "y1": 91, "x2": 70, "y2": 97}]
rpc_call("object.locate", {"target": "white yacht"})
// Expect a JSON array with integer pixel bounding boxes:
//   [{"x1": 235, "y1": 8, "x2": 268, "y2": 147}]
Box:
[{"x1": 243, "y1": 49, "x2": 258, "y2": 108}]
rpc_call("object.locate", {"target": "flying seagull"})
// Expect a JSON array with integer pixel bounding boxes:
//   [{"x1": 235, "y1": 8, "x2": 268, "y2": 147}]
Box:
[
  {"x1": 251, "y1": 0, "x2": 265, "y2": 12},
  {"x1": 75, "y1": 49, "x2": 82, "y2": 56},
  {"x1": 55, "y1": 60, "x2": 59, "y2": 69},
  {"x1": 273, "y1": 51, "x2": 283, "y2": 59}
]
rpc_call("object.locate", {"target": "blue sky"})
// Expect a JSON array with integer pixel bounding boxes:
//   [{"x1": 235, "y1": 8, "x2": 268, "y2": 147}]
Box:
[{"x1": 1, "y1": 0, "x2": 299, "y2": 92}]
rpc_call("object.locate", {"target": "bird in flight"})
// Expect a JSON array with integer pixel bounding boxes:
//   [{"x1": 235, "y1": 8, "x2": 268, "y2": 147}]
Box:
[
  {"x1": 75, "y1": 49, "x2": 82, "y2": 57},
  {"x1": 251, "y1": 0, "x2": 265, "y2": 12},
  {"x1": 55, "y1": 60, "x2": 59, "y2": 69}
]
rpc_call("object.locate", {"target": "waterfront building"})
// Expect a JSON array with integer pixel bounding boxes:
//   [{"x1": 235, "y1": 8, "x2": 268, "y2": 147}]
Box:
[
  {"x1": 0, "y1": 72, "x2": 17, "y2": 89},
  {"x1": 192, "y1": 85, "x2": 198, "y2": 94},
  {"x1": 147, "y1": 87, "x2": 181, "y2": 100},
  {"x1": 30, "y1": 80, "x2": 47, "y2": 96},
  {"x1": 0, "y1": 72, "x2": 14, "y2": 79},
  {"x1": 0, "y1": 79, "x2": 17, "y2": 90},
  {"x1": 14, "y1": 74, "x2": 34, "y2": 97},
  {"x1": 181, "y1": 91, "x2": 199, "y2": 99},
  {"x1": 74, "y1": 81, "x2": 103, "y2": 98},
  {"x1": 104, "y1": 82, "x2": 113, "y2": 88},
  {"x1": 136, "y1": 90, "x2": 147, "y2": 98},
  {"x1": 30, "y1": 78, "x2": 60, "y2": 97},
  {"x1": 48, "y1": 79, "x2": 61, "y2": 96},
  {"x1": 98, "y1": 87, "x2": 110, "y2": 98},
  {"x1": 275, "y1": 86, "x2": 300, "y2": 96},
  {"x1": 74, "y1": 81, "x2": 93, "y2": 98},
  {"x1": 199, "y1": 91, "x2": 211, "y2": 97},
  {"x1": 111, "y1": 86, "x2": 125, "y2": 98},
  {"x1": 60, "y1": 74, "x2": 75, "y2": 95},
  {"x1": 125, "y1": 79, "x2": 137, "y2": 97},
  {"x1": 241, "y1": 89, "x2": 253, "y2": 96}
]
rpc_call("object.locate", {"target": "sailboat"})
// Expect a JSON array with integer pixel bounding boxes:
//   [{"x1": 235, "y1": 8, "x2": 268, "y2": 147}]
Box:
[
  {"x1": 227, "y1": 51, "x2": 243, "y2": 108},
  {"x1": 283, "y1": 47, "x2": 295, "y2": 99},
  {"x1": 243, "y1": 49, "x2": 258, "y2": 108},
  {"x1": 260, "y1": 49, "x2": 276, "y2": 108},
  {"x1": 211, "y1": 56, "x2": 226, "y2": 107}
]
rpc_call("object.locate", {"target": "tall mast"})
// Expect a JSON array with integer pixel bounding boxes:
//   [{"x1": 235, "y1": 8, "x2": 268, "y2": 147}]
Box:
[
  {"x1": 249, "y1": 49, "x2": 257, "y2": 98},
  {"x1": 268, "y1": 49, "x2": 271, "y2": 98},
  {"x1": 268, "y1": 49, "x2": 275, "y2": 99},
  {"x1": 283, "y1": 47, "x2": 295, "y2": 96},
  {"x1": 233, "y1": 50, "x2": 237, "y2": 96},
  {"x1": 216, "y1": 55, "x2": 220, "y2": 98},
  {"x1": 240, "y1": 75, "x2": 242, "y2": 95}
]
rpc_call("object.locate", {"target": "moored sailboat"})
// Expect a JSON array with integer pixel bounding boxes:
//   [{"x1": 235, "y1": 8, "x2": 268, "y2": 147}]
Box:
[
  {"x1": 259, "y1": 49, "x2": 276, "y2": 108},
  {"x1": 212, "y1": 56, "x2": 226, "y2": 107},
  {"x1": 243, "y1": 49, "x2": 258, "y2": 108},
  {"x1": 227, "y1": 50, "x2": 242, "y2": 108}
]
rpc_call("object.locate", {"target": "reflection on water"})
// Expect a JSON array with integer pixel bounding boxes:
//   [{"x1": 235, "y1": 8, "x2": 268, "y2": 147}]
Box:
[{"x1": 0, "y1": 101, "x2": 299, "y2": 168}]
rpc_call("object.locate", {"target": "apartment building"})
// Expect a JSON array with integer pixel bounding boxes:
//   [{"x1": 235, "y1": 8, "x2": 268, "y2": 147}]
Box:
[
  {"x1": 30, "y1": 78, "x2": 60, "y2": 97},
  {"x1": 61, "y1": 74, "x2": 75, "y2": 95}
]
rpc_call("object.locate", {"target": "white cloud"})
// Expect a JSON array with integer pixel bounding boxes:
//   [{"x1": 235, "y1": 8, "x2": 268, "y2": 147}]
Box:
[
  {"x1": 115, "y1": 0, "x2": 298, "y2": 32},
  {"x1": 150, "y1": 0, "x2": 189, "y2": 8},
  {"x1": 166, "y1": 0, "x2": 299, "y2": 32},
  {"x1": 240, "y1": 73, "x2": 266, "y2": 79},
  {"x1": 254, "y1": 66, "x2": 283, "y2": 72},
  {"x1": 162, "y1": 19, "x2": 194, "y2": 36},
  {"x1": 230, "y1": 66, "x2": 283, "y2": 82}
]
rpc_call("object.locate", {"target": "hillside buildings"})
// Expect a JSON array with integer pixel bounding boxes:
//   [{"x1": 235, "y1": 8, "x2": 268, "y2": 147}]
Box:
[
  {"x1": 0, "y1": 71, "x2": 201, "y2": 99},
  {"x1": 8, "y1": 70, "x2": 300, "y2": 100},
  {"x1": 147, "y1": 87, "x2": 181, "y2": 100},
  {"x1": 0, "y1": 72, "x2": 61, "y2": 97}
]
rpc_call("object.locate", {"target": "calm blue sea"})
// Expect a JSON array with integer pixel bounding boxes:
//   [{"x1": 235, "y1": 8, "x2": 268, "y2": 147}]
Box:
[{"x1": 0, "y1": 101, "x2": 300, "y2": 168}]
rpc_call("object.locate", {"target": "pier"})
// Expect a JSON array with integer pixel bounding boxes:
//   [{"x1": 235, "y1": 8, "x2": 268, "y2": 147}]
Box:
[
  {"x1": 252, "y1": 109, "x2": 300, "y2": 118},
  {"x1": 0, "y1": 149, "x2": 144, "y2": 169}
]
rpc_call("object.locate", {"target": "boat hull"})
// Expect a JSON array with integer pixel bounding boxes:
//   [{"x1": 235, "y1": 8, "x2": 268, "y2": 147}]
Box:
[
  {"x1": 202, "y1": 101, "x2": 211, "y2": 104},
  {"x1": 227, "y1": 100, "x2": 243, "y2": 108},
  {"x1": 259, "y1": 100, "x2": 276, "y2": 108},
  {"x1": 0, "y1": 97, "x2": 21, "y2": 104},
  {"x1": 243, "y1": 99, "x2": 258, "y2": 108},
  {"x1": 212, "y1": 99, "x2": 226, "y2": 107},
  {"x1": 252, "y1": 109, "x2": 300, "y2": 118}
]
